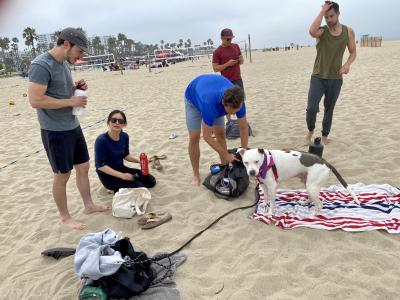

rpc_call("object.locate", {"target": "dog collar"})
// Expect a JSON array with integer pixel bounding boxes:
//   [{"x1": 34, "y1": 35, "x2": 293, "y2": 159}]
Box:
[{"x1": 257, "y1": 151, "x2": 278, "y2": 182}]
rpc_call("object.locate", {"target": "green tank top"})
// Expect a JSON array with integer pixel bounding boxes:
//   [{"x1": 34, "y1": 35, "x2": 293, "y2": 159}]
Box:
[{"x1": 312, "y1": 24, "x2": 349, "y2": 79}]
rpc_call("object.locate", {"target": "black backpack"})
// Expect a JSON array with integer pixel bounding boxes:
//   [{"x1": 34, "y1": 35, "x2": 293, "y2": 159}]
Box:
[{"x1": 203, "y1": 149, "x2": 250, "y2": 200}]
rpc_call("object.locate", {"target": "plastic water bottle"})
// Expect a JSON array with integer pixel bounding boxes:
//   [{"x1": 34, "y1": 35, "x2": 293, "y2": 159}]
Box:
[
  {"x1": 72, "y1": 89, "x2": 86, "y2": 116},
  {"x1": 308, "y1": 137, "x2": 324, "y2": 157},
  {"x1": 140, "y1": 153, "x2": 149, "y2": 175}
]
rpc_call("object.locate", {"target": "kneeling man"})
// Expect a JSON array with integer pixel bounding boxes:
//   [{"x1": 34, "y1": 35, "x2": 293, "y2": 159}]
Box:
[{"x1": 184, "y1": 74, "x2": 248, "y2": 185}]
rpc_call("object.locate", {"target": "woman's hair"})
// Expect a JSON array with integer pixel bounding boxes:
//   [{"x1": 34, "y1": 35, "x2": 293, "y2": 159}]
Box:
[
  {"x1": 107, "y1": 110, "x2": 127, "y2": 124},
  {"x1": 222, "y1": 86, "x2": 244, "y2": 109}
]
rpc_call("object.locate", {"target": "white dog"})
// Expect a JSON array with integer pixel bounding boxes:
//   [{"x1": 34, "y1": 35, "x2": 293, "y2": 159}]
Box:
[{"x1": 238, "y1": 148, "x2": 360, "y2": 215}]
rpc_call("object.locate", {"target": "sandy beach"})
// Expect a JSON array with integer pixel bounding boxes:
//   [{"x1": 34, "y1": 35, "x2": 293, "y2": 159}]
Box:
[{"x1": 0, "y1": 40, "x2": 400, "y2": 299}]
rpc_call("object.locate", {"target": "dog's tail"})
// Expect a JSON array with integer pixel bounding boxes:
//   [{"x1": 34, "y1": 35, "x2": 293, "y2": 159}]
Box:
[{"x1": 324, "y1": 160, "x2": 360, "y2": 205}]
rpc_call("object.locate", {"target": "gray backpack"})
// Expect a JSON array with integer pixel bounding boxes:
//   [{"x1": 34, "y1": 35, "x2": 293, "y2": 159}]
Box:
[{"x1": 226, "y1": 119, "x2": 254, "y2": 140}]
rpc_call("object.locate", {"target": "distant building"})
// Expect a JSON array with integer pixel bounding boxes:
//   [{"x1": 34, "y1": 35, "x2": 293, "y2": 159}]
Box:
[{"x1": 37, "y1": 33, "x2": 55, "y2": 47}]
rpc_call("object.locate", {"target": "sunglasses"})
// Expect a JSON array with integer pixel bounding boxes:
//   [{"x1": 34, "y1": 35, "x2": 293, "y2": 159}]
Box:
[{"x1": 110, "y1": 118, "x2": 126, "y2": 125}]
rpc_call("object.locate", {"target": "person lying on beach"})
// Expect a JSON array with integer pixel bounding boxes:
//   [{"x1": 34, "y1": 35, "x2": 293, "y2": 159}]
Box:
[
  {"x1": 27, "y1": 27, "x2": 110, "y2": 230},
  {"x1": 95, "y1": 110, "x2": 156, "y2": 193},
  {"x1": 184, "y1": 74, "x2": 249, "y2": 185}
]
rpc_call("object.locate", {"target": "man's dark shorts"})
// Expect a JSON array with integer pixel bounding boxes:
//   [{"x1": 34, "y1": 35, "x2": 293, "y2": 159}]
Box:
[{"x1": 41, "y1": 126, "x2": 89, "y2": 174}]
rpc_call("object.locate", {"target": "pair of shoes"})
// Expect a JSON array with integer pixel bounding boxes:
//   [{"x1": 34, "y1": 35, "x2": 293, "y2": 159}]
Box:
[
  {"x1": 137, "y1": 211, "x2": 172, "y2": 229},
  {"x1": 149, "y1": 155, "x2": 167, "y2": 170}
]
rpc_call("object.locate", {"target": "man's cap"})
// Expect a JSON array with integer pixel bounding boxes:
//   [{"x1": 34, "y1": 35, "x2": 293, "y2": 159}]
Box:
[
  {"x1": 59, "y1": 27, "x2": 90, "y2": 53},
  {"x1": 221, "y1": 28, "x2": 234, "y2": 38}
]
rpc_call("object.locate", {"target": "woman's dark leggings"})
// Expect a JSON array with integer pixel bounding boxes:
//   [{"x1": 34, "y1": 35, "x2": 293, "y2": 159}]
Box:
[{"x1": 97, "y1": 164, "x2": 156, "y2": 193}]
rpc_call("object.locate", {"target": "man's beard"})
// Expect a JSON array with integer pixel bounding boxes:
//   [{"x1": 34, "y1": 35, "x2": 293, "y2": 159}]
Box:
[
  {"x1": 66, "y1": 50, "x2": 76, "y2": 64},
  {"x1": 328, "y1": 21, "x2": 338, "y2": 28}
]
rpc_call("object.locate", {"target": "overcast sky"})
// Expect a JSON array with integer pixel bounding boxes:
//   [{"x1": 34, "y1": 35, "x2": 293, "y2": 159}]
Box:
[{"x1": 0, "y1": 0, "x2": 399, "y2": 49}]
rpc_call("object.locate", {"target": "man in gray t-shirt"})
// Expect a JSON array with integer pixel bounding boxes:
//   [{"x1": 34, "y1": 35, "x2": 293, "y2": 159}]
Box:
[{"x1": 28, "y1": 27, "x2": 110, "y2": 230}]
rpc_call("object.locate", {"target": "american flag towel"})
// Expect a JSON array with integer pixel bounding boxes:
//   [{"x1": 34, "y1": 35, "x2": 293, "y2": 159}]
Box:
[{"x1": 251, "y1": 183, "x2": 400, "y2": 233}]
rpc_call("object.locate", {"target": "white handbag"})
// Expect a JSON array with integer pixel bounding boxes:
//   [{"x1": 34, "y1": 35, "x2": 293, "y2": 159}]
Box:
[{"x1": 112, "y1": 187, "x2": 151, "y2": 218}]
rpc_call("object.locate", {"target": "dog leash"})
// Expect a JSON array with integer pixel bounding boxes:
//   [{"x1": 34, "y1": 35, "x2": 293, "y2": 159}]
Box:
[{"x1": 152, "y1": 197, "x2": 259, "y2": 261}]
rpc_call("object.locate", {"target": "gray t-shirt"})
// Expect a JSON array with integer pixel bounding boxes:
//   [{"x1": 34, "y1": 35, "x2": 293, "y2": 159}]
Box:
[{"x1": 28, "y1": 52, "x2": 79, "y2": 131}]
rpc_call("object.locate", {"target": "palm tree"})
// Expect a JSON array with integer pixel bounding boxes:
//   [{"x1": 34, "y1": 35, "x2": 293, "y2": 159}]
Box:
[
  {"x1": 160, "y1": 40, "x2": 164, "y2": 50},
  {"x1": 125, "y1": 39, "x2": 135, "y2": 55},
  {"x1": 22, "y1": 27, "x2": 37, "y2": 57},
  {"x1": 0, "y1": 37, "x2": 10, "y2": 58},
  {"x1": 107, "y1": 36, "x2": 117, "y2": 54},
  {"x1": 52, "y1": 30, "x2": 62, "y2": 43},
  {"x1": 92, "y1": 36, "x2": 101, "y2": 55},
  {"x1": 178, "y1": 39, "x2": 183, "y2": 48},
  {"x1": 117, "y1": 33, "x2": 127, "y2": 57},
  {"x1": 186, "y1": 38, "x2": 191, "y2": 48},
  {"x1": 11, "y1": 37, "x2": 19, "y2": 56}
]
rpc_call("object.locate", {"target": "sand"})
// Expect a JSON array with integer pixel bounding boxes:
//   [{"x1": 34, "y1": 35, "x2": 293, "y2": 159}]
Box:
[{"x1": 0, "y1": 40, "x2": 399, "y2": 299}]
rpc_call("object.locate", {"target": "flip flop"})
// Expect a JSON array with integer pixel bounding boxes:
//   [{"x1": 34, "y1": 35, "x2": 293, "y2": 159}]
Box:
[
  {"x1": 139, "y1": 211, "x2": 172, "y2": 230},
  {"x1": 151, "y1": 156, "x2": 163, "y2": 170},
  {"x1": 148, "y1": 154, "x2": 167, "y2": 162}
]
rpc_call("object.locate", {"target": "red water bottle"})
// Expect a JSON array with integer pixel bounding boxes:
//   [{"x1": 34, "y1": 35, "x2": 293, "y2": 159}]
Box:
[{"x1": 140, "y1": 153, "x2": 149, "y2": 175}]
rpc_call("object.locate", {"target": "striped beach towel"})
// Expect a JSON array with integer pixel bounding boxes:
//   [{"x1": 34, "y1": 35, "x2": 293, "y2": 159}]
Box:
[{"x1": 251, "y1": 183, "x2": 400, "y2": 233}]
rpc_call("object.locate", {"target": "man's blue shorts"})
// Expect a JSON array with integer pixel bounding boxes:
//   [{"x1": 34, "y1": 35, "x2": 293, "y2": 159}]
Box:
[
  {"x1": 185, "y1": 98, "x2": 224, "y2": 131},
  {"x1": 41, "y1": 126, "x2": 89, "y2": 174}
]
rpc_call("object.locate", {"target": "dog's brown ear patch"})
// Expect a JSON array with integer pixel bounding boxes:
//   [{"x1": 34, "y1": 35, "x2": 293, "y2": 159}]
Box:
[{"x1": 258, "y1": 148, "x2": 265, "y2": 154}]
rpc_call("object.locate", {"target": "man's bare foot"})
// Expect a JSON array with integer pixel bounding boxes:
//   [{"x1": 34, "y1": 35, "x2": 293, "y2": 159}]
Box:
[
  {"x1": 322, "y1": 136, "x2": 331, "y2": 145},
  {"x1": 191, "y1": 175, "x2": 201, "y2": 186},
  {"x1": 61, "y1": 216, "x2": 86, "y2": 230},
  {"x1": 83, "y1": 203, "x2": 111, "y2": 215}
]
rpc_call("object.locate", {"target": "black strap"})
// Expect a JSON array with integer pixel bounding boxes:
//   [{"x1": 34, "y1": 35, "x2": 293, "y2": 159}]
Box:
[{"x1": 153, "y1": 198, "x2": 258, "y2": 261}]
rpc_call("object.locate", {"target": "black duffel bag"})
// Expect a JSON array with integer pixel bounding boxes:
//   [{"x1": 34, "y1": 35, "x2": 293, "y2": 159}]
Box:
[
  {"x1": 203, "y1": 149, "x2": 249, "y2": 200},
  {"x1": 97, "y1": 237, "x2": 154, "y2": 299}
]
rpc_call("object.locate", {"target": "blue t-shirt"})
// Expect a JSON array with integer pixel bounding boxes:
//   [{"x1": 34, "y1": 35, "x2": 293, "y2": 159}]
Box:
[
  {"x1": 184, "y1": 74, "x2": 246, "y2": 127},
  {"x1": 95, "y1": 132, "x2": 130, "y2": 170}
]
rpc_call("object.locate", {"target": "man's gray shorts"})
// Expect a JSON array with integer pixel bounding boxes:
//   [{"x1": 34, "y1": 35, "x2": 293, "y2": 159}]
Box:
[{"x1": 185, "y1": 98, "x2": 224, "y2": 131}]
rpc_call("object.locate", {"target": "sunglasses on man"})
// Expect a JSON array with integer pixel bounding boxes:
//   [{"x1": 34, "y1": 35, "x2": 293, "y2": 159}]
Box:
[{"x1": 110, "y1": 118, "x2": 126, "y2": 125}]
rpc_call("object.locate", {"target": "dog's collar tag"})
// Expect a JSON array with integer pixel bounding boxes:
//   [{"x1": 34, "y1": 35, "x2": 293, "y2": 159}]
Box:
[{"x1": 257, "y1": 152, "x2": 278, "y2": 182}]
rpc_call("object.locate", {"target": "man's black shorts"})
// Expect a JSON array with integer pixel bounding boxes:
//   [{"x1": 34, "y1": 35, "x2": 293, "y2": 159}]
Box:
[{"x1": 41, "y1": 126, "x2": 89, "y2": 173}]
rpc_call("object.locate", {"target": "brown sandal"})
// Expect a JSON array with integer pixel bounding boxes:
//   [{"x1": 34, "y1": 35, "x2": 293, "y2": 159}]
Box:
[{"x1": 149, "y1": 155, "x2": 167, "y2": 170}]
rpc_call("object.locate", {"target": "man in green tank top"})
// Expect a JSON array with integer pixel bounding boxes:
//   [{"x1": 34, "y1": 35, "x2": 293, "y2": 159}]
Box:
[{"x1": 305, "y1": 1, "x2": 356, "y2": 145}]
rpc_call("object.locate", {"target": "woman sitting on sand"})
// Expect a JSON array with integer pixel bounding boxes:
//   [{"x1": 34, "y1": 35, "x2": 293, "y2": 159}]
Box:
[{"x1": 94, "y1": 110, "x2": 156, "y2": 193}]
